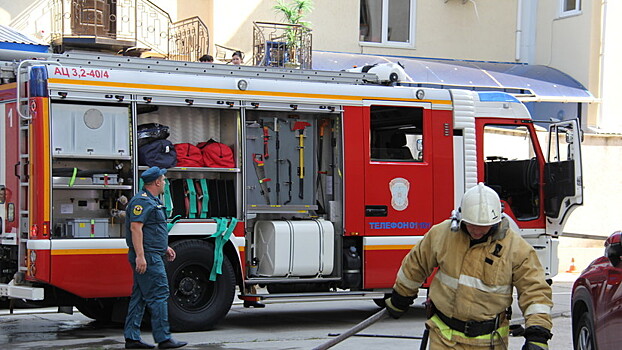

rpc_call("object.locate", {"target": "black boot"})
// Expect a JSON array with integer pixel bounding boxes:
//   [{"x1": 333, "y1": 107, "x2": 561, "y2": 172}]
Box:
[
  {"x1": 125, "y1": 338, "x2": 155, "y2": 349},
  {"x1": 158, "y1": 338, "x2": 187, "y2": 349},
  {"x1": 243, "y1": 300, "x2": 266, "y2": 308}
]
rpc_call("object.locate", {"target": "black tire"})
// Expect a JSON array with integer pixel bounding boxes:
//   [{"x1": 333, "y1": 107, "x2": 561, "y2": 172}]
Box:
[
  {"x1": 167, "y1": 239, "x2": 236, "y2": 331},
  {"x1": 75, "y1": 298, "x2": 114, "y2": 322},
  {"x1": 574, "y1": 312, "x2": 596, "y2": 350}
]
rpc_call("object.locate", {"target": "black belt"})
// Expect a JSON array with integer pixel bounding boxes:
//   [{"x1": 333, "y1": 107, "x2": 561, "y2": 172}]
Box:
[{"x1": 435, "y1": 309, "x2": 499, "y2": 338}]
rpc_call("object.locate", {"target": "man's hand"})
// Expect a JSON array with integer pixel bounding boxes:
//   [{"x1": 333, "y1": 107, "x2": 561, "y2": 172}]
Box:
[
  {"x1": 166, "y1": 246, "x2": 176, "y2": 262},
  {"x1": 135, "y1": 255, "x2": 147, "y2": 274},
  {"x1": 522, "y1": 326, "x2": 552, "y2": 350},
  {"x1": 385, "y1": 290, "x2": 415, "y2": 319}
]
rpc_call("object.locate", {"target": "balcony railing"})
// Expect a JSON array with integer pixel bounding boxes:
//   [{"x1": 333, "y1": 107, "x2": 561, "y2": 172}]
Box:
[
  {"x1": 10, "y1": 0, "x2": 209, "y2": 61},
  {"x1": 169, "y1": 16, "x2": 209, "y2": 62},
  {"x1": 253, "y1": 21, "x2": 312, "y2": 69}
]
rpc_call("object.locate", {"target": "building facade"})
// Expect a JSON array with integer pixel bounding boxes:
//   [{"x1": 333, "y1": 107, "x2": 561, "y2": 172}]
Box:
[{"x1": 3, "y1": 0, "x2": 621, "y2": 242}]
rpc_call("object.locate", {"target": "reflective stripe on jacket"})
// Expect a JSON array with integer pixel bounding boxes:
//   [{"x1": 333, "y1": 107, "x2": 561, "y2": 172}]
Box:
[{"x1": 393, "y1": 218, "x2": 552, "y2": 335}]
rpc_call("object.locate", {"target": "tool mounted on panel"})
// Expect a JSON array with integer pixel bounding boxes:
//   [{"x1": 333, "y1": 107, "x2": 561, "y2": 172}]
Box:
[
  {"x1": 274, "y1": 117, "x2": 288, "y2": 204},
  {"x1": 252, "y1": 153, "x2": 271, "y2": 204},
  {"x1": 291, "y1": 121, "x2": 311, "y2": 199}
]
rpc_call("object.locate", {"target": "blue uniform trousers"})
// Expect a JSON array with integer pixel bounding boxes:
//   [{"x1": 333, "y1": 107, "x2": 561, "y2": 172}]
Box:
[{"x1": 124, "y1": 251, "x2": 171, "y2": 343}]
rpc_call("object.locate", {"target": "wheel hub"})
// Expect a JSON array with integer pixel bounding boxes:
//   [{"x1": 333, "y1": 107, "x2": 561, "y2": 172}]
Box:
[{"x1": 179, "y1": 276, "x2": 198, "y2": 295}]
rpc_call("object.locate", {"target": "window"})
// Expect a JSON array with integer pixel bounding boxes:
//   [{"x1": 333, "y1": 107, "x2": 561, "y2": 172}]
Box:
[
  {"x1": 559, "y1": 0, "x2": 581, "y2": 17},
  {"x1": 483, "y1": 125, "x2": 540, "y2": 221},
  {"x1": 370, "y1": 105, "x2": 423, "y2": 162},
  {"x1": 360, "y1": 0, "x2": 414, "y2": 45}
]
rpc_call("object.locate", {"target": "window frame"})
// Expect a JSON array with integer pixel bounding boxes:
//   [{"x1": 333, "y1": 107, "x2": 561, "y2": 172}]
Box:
[
  {"x1": 359, "y1": 0, "x2": 416, "y2": 48},
  {"x1": 369, "y1": 105, "x2": 424, "y2": 163},
  {"x1": 558, "y1": 0, "x2": 581, "y2": 18}
]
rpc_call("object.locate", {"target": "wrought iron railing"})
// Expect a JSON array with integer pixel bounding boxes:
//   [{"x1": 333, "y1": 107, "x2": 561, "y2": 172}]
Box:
[
  {"x1": 169, "y1": 16, "x2": 209, "y2": 62},
  {"x1": 10, "y1": 0, "x2": 209, "y2": 61},
  {"x1": 253, "y1": 21, "x2": 312, "y2": 69}
]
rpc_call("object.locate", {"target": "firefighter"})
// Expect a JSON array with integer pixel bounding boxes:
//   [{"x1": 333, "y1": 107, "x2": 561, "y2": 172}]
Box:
[
  {"x1": 385, "y1": 183, "x2": 552, "y2": 350},
  {"x1": 124, "y1": 167, "x2": 187, "y2": 349}
]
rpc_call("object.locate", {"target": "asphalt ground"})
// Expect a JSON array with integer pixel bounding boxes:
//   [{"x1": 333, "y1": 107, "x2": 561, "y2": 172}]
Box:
[{"x1": 0, "y1": 276, "x2": 577, "y2": 349}]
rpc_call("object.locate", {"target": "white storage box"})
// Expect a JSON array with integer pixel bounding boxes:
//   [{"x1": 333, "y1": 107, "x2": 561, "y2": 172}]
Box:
[
  {"x1": 51, "y1": 104, "x2": 129, "y2": 157},
  {"x1": 254, "y1": 219, "x2": 334, "y2": 277},
  {"x1": 66, "y1": 218, "x2": 109, "y2": 238}
]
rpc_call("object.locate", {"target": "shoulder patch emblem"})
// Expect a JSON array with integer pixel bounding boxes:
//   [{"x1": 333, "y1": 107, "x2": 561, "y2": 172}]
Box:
[{"x1": 133, "y1": 205, "x2": 143, "y2": 215}]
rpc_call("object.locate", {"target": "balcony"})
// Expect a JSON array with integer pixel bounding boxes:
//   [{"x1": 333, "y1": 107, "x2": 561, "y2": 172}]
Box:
[
  {"x1": 252, "y1": 21, "x2": 312, "y2": 69},
  {"x1": 10, "y1": 0, "x2": 209, "y2": 61}
]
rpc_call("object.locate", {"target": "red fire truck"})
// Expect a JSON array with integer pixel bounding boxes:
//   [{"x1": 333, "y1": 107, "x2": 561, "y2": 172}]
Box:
[{"x1": 0, "y1": 52, "x2": 582, "y2": 331}]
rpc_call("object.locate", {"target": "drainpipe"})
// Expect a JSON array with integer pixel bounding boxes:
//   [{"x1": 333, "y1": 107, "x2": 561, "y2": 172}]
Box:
[
  {"x1": 515, "y1": 0, "x2": 523, "y2": 62},
  {"x1": 597, "y1": 0, "x2": 608, "y2": 129}
]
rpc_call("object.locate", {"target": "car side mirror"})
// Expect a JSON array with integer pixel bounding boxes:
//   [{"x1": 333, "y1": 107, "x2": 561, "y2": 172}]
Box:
[
  {"x1": 607, "y1": 243, "x2": 622, "y2": 267},
  {"x1": 605, "y1": 231, "x2": 622, "y2": 267}
]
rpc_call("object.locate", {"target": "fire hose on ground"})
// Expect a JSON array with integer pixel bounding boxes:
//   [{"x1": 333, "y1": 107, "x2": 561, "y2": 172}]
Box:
[{"x1": 311, "y1": 308, "x2": 429, "y2": 350}]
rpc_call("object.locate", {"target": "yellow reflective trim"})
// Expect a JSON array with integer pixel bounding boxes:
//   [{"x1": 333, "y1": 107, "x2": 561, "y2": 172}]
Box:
[
  {"x1": 48, "y1": 78, "x2": 452, "y2": 105},
  {"x1": 51, "y1": 248, "x2": 128, "y2": 255},
  {"x1": 364, "y1": 244, "x2": 414, "y2": 251},
  {"x1": 430, "y1": 315, "x2": 509, "y2": 340},
  {"x1": 397, "y1": 267, "x2": 423, "y2": 290},
  {"x1": 525, "y1": 303, "x2": 552, "y2": 316}
]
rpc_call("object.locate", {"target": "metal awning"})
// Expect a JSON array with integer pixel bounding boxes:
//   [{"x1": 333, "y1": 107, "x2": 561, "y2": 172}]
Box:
[
  {"x1": 0, "y1": 25, "x2": 50, "y2": 60},
  {"x1": 312, "y1": 51, "x2": 595, "y2": 104}
]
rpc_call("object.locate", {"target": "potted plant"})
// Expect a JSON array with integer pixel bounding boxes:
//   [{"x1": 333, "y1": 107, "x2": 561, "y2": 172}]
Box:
[{"x1": 273, "y1": 0, "x2": 313, "y2": 68}]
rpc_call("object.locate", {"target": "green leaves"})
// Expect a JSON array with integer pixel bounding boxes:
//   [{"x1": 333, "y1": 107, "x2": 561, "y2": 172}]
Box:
[{"x1": 273, "y1": 0, "x2": 314, "y2": 27}]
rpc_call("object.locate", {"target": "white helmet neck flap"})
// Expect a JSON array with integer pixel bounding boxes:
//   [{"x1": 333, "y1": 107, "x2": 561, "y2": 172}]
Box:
[{"x1": 460, "y1": 183, "x2": 502, "y2": 226}]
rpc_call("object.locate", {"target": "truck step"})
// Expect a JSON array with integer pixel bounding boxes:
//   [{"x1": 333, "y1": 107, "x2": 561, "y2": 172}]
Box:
[{"x1": 243, "y1": 290, "x2": 386, "y2": 301}]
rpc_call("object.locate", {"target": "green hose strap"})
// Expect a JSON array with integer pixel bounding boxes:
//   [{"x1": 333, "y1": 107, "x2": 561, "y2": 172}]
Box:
[
  {"x1": 163, "y1": 179, "x2": 173, "y2": 218},
  {"x1": 199, "y1": 179, "x2": 209, "y2": 218},
  {"x1": 68, "y1": 167, "x2": 78, "y2": 187},
  {"x1": 138, "y1": 178, "x2": 144, "y2": 192},
  {"x1": 185, "y1": 179, "x2": 197, "y2": 219},
  {"x1": 209, "y1": 217, "x2": 238, "y2": 281}
]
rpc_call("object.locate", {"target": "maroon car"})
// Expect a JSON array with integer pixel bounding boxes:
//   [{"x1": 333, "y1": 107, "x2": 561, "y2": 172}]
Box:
[{"x1": 571, "y1": 231, "x2": 622, "y2": 350}]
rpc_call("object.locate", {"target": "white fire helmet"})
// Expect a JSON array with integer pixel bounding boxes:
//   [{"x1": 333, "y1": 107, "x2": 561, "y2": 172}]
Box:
[{"x1": 460, "y1": 183, "x2": 502, "y2": 226}]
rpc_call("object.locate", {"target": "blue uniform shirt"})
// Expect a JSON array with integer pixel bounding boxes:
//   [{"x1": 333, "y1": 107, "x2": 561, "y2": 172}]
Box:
[{"x1": 125, "y1": 189, "x2": 168, "y2": 254}]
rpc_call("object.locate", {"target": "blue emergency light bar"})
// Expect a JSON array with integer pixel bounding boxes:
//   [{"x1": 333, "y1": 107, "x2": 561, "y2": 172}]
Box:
[
  {"x1": 477, "y1": 91, "x2": 520, "y2": 103},
  {"x1": 29, "y1": 66, "x2": 49, "y2": 98}
]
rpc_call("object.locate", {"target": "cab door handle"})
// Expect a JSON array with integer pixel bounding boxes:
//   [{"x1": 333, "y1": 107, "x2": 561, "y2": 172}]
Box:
[{"x1": 365, "y1": 205, "x2": 387, "y2": 217}]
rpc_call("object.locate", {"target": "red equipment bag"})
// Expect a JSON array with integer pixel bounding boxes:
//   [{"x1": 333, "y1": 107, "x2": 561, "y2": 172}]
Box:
[
  {"x1": 174, "y1": 143, "x2": 204, "y2": 167},
  {"x1": 197, "y1": 139, "x2": 235, "y2": 168}
]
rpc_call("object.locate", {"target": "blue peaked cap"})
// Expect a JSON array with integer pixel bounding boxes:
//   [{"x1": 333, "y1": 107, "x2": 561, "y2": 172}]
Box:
[{"x1": 141, "y1": 166, "x2": 167, "y2": 183}]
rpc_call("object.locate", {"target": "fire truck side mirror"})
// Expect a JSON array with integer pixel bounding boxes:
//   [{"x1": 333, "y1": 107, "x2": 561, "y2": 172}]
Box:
[{"x1": 0, "y1": 185, "x2": 6, "y2": 204}]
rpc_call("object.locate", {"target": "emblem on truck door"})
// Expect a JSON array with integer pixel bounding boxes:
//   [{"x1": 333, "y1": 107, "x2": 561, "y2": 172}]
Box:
[{"x1": 389, "y1": 178, "x2": 410, "y2": 211}]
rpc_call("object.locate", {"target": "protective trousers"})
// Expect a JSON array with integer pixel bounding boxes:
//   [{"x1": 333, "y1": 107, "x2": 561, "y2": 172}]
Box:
[{"x1": 124, "y1": 251, "x2": 171, "y2": 343}]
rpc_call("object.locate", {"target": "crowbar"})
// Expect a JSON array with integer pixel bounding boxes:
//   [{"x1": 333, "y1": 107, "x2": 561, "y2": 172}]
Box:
[{"x1": 312, "y1": 308, "x2": 388, "y2": 350}]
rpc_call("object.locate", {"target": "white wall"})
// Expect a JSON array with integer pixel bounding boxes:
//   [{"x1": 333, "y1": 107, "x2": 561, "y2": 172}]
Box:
[{"x1": 598, "y1": 1, "x2": 622, "y2": 131}]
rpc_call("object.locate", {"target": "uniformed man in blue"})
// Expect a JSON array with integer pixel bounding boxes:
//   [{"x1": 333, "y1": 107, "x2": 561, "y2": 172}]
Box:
[{"x1": 124, "y1": 167, "x2": 187, "y2": 349}]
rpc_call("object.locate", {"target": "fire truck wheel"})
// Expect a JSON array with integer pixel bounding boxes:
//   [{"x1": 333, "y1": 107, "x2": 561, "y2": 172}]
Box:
[{"x1": 166, "y1": 239, "x2": 236, "y2": 332}]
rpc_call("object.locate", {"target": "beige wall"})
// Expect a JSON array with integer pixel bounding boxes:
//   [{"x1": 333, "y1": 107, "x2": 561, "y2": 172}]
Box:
[
  {"x1": 535, "y1": 0, "x2": 602, "y2": 128},
  {"x1": 204, "y1": 0, "x2": 518, "y2": 62},
  {"x1": 563, "y1": 133, "x2": 622, "y2": 236},
  {"x1": 599, "y1": 1, "x2": 622, "y2": 131}
]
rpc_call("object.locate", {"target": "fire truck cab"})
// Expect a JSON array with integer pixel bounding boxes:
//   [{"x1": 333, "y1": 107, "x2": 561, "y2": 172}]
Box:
[{"x1": 0, "y1": 53, "x2": 582, "y2": 331}]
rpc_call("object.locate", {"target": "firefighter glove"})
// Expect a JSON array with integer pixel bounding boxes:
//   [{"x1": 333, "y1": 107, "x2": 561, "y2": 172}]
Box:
[
  {"x1": 385, "y1": 289, "x2": 414, "y2": 319},
  {"x1": 522, "y1": 326, "x2": 552, "y2": 350}
]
